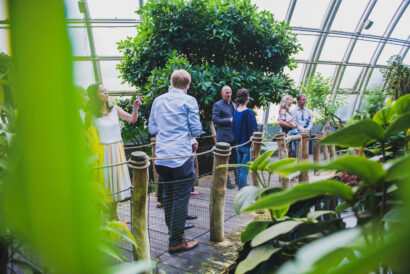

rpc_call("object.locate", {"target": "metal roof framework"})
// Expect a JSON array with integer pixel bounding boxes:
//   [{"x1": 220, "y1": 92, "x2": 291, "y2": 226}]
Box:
[{"x1": 0, "y1": 0, "x2": 409, "y2": 116}]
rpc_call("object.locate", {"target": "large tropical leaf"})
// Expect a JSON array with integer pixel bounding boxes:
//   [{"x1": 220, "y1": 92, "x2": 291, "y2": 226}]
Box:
[
  {"x1": 242, "y1": 180, "x2": 354, "y2": 212},
  {"x1": 320, "y1": 119, "x2": 384, "y2": 147},
  {"x1": 267, "y1": 158, "x2": 297, "y2": 174},
  {"x1": 276, "y1": 155, "x2": 386, "y2": 186},
  {"x1": 240, "y1": 221, "x2": 270, "y2": 243},
  {"x1": 251, "y1": 220, "x2": 302, "y2": 247},
  {"x1": 235, "y1": 246, "x2": 280, "y2": 274},
  {"x1": 393, "y1": 94, "x2": 410, "y2": 115},
  {"x1": 385, "y1": 112, "x2": 410, "y2": 137},
  {"x1": 234, "y1": 185, "x2": 264, "y2": 214},
  {"x1": 276, "y1": 228, "x2": 361, "y2": 274},
  {"x1": 385, "y1": 153, "x2": 410, "y2": 182},
  {"x1": 373, "y1": 106, "x2": 394, "y2": 126},
  {"x1": 250, "y1": 150, "x2": 274, "y2": 171},
  {"x1": 1, "y1": 1, "x2": 102, "y2": 272},
  {"x1": 307, "y1": 210, "x2": 335, "y2": 221}
]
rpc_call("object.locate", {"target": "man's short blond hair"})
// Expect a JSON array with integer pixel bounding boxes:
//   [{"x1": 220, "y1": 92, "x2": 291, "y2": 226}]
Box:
[{"x1": 171, "y1": 69, "x2": 191, "y2": 89}]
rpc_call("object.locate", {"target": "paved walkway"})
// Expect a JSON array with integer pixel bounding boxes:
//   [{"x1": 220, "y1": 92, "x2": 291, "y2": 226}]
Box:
[{"x1": 117, "y1": 154, "x2": 334, "y2": 273}]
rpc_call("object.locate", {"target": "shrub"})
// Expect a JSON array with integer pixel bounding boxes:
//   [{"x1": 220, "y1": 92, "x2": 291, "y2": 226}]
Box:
[{"x1": 117, "y1": 0, "x2": 300, "y2": 123}]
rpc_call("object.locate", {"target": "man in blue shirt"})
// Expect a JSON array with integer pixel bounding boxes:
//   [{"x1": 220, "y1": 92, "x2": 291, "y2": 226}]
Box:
[
  {"x1": 291, "y1": 94, "x2": 313, "y2": 133},
  {"x1": 149, "y1": 69, "x2": 202, "y2": 253},
  {"x1": 212, "y1": 86, "x2": 238, "y2": 189}
]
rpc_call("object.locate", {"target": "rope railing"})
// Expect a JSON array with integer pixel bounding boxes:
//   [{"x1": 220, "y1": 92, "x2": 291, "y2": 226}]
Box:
[
  {"x1": 124, "y1": 142, "x2": 155, "y2": 150},
  {"x1": 92, "y1": 136, "x2": 261, "y2": 170}
]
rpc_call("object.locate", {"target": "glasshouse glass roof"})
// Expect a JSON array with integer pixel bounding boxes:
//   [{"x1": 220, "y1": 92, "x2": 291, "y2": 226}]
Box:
[{"x1": 0, "y1": 0, "x2": 409, "y2": 121}]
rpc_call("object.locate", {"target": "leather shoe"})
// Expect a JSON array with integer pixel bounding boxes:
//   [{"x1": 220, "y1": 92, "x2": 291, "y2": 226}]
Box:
[
  {"x1": 186, "y1": 215, "x2": 197, "y2": 220},
  {"x1": 227, "y1": 183, "x2": 235, "y2": 189},
  {"x1": 184, "y1": 223, "x2": 194, "y2": 230},
  {"x1": 169, "y1": 240, "x2": 198, "y2": 253}
]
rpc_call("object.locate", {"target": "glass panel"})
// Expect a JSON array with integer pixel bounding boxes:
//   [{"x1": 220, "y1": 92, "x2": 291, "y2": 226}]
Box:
[
  {"x1": 284, "y1": 63, "x2": 303, "y2": 86},
  {"x1": 0, "y1": 29, "x2": 9, "y2": 54},
  {"x1": 73, "y1": 61, "x2": 95, "y2": 89},
  {"x1": 319, "y1": 37, "x2": 350, "y2": 61},
  {"x1": 366, "y1": 68, "x2": 384, "y2": 90},
  {"x1": 349, "y1": 40, "x2": 378, "y2": 63},
  {"x1": 314, "y1": 64, "x2": 337, "y2": 80},
  {"x1": 100, "y1": 61, "x2": 134, "y2": 91},
  {"x1": 87, "y1": 0, "x2": 140, "y2": 19},
  {"x1": 252, "y1": 0, "x2": 291, "y2": 22},
  {"x1": 68, "y1": 28, "x2": 91, "y2": 57},
  {"x1": 290, "y1": 0, "x2": 330, "y2": 28},
  {"x1": 391, "y1": 7, "x2": 410, "y2": 40},
  {"x1": 335, "y1": 94, "x2": 357, "y2": 121},
  {"x1": 64, "y1": 0, "x2": 83, "y2": 19},
  {"x1": 377, "y1": 44, "x2": 402, "y2": 65},
  {"x1": 0, "y1": 0, "x2": 8, "y2": 20},
  {"x1": 293, "y1": 34, "x2": 317, "y2": 60},
  {"x1": 363, "y1": 0, "x2": 402, "y2": 36},
  {"x1": 331, "y1": 0, "x2": 368, "y2": 33},
  {"x1": 93, "y1": 27, "x2": 137, "y2": 56},
  {"x1": 339, "y1": 66, "x2": 363, "y2": 89}
]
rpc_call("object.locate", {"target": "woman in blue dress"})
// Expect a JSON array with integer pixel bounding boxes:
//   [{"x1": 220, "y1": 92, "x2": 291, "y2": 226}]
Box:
[{"x1": 233, "y1": 88, "x2": 257, "y2": 190}]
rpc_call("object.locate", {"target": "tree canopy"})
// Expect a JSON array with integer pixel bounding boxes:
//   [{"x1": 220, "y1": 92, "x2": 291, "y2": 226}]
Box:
[{"x1": 118, "y1": 0, "x2": 301, "y2": 123}]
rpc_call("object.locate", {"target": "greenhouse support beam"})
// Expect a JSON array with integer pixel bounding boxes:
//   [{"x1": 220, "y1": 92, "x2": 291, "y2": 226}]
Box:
[
  {"x1": 285, "y1": 0, "x2": 297, "y2": 23},
  {"x1": 330, "y1": 0, "x2": 377, "y2": 100},
  {"x1": 78, "y1": 0, "x2": 101, "y2": 83},
  {"x1": 300, "y1": 0, "x2": 341, "y2": 86},
  {"x1": 353, "y1": 0, "x2": 409, "y2": 116}
]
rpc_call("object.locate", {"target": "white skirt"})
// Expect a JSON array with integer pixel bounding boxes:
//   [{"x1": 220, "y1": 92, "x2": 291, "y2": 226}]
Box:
[{"x1": 102, "y1": 141, "x2": 131, "y2": 201}]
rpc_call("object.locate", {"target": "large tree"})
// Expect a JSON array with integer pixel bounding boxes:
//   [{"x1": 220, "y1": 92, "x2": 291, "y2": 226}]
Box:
[{"x1": 118, "y1": 0, "x2": 300, "y2": 123}]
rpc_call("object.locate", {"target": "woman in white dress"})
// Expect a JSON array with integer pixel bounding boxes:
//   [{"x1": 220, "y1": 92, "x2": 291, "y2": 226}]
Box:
[{"x1": 86, "y1": 83, "x2": 142, "y2": 220}]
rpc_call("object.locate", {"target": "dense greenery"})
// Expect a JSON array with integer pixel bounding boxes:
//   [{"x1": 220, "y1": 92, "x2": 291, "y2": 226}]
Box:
[
  {"x1": 301, "y1": 73, "x2": 345, "y2": 128},
  {"x1": 118, "y1": 0, "x2": 300, "y2": 123},
  {"x1": 227, "y1": 95, "x2": 410, "y2": 273},
  {"x1": 0, "y1": 2, "x2": 150, "y2": 273},
  {"x1": 382, "y1": 55, "x2": 410, "y2": 100}
]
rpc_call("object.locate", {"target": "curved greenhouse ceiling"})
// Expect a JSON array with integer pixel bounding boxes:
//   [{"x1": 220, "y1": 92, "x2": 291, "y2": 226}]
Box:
[{"x1": 0, "y1": 0, "x2": 409, "y2": 121}]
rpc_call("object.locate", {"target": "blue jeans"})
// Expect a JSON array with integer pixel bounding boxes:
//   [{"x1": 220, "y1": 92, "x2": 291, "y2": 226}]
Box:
[
  {"x1": 155, "y1": 158, "x2": 195, "y2": 247},
  {"x1": 236, "y1": 146, "x2": 251, "y2": 190}
]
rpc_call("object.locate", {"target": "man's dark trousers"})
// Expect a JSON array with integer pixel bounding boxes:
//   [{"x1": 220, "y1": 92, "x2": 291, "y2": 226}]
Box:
[{"x1": 155, "y1": 158, "x2": 195, "y2": 247}]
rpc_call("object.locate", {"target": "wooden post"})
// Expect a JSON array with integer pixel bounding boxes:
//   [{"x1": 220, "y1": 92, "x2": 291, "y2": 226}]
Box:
[
  {"x1": 296, "y1": 137, "x2": 303, "y2": 162},
  {"x1": 151, "y1": 137, "x2": 159, "y2": 197},
  {"x1": 275, "y1": 133, "x2": 290, "y2": 189},
  {"x1": 129, "y1": 151, "x2": 151, "y2": 261},
  {"x1": 250, "y1": 132, "x2": 263, "y2": 187},
  {"x1": 322, "y1": 118, "x2": 331, "y2": 160},
  {"x1": 298, "y1": 132, "x2": 309, "y2": 183},
  {"x1": 210, "y1": 142, "x2": 231, "y2": 242},
  {"x1": 209, "y1": 121, "x2": 217, "y2": 144},
  {"x1": 313, "y1": 132, "x2": 322, "y2": 163}
]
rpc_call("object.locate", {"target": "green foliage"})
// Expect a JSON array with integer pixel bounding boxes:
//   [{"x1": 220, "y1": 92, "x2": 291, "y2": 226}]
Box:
[
  {"x1": 0, "y1": 2, "x2": 149, "y2": 273},
  {"x1": 115, "y1": 96, "x2": 151, "y2": 147},
  {"x1": 236, "y1": 246, "x2": 280, "y2": 274},
  {"x1": 231, "y1": 103, "x2": 410, "y2": 273},
  {"x1": 382, "y1": 55, "x2": 410, "y2": 100},
  {"x1": 301, "y1": 73, "x2": 345, "y2": 128},
  {"x1": 117, "y1": 0, "x2": 300, "y2": 122},
  {"x1": 352, "y1": 87, "x2": 389, "y2": 121},
  {"x1": 243, "y1": 180, "x2": 354, "y2": 212}
]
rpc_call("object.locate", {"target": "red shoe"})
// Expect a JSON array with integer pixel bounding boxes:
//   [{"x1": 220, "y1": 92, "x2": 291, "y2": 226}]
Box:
[
  {"x1": 190, "y1": 191, "x2": 199, "y2": 195},
  {"x1": 169, "y1": 240, "x2": 198, "y2": 253}
]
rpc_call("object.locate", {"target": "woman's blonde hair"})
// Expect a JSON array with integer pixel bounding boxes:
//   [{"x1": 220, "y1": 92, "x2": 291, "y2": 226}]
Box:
[{"x1": 279, "y1": 95, "x2": 293, "y2": 112}]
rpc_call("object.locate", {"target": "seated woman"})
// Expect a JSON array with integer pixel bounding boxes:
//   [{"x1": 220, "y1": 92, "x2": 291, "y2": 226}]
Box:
[
  {"x1": 233, "y1": 88, "x2": 257, "y2": 190},
  {"x1": 278, "y1": 95, "x2": 298, "y2": 135},
  {"x1": 85, "y1": 83, "x2": 142, "y2": 221}
]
